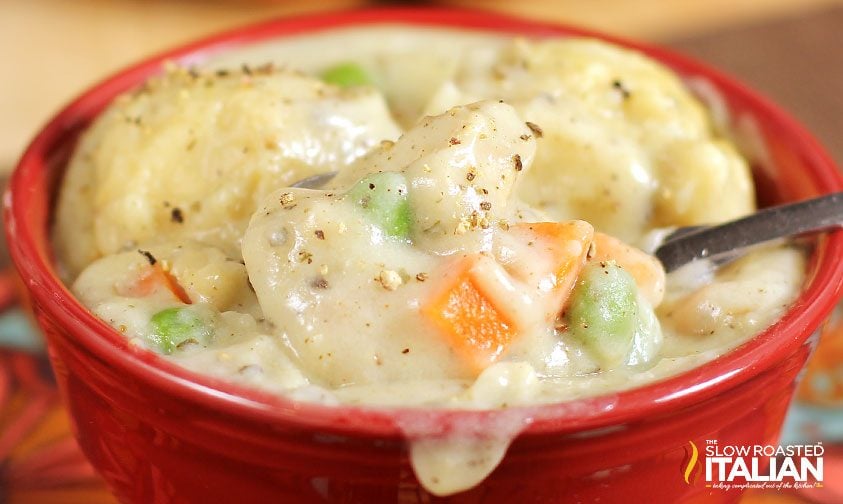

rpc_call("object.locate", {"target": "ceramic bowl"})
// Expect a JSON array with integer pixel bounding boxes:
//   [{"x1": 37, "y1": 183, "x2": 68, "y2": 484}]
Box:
[{"x1": 5, "y1": 8, "x2": 843, "y2": 503}]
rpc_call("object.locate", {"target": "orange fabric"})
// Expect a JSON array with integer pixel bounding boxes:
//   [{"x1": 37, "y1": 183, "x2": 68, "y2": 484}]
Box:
[{"x1": 798, "y1": 321, "x2": 843, "y2": 406}]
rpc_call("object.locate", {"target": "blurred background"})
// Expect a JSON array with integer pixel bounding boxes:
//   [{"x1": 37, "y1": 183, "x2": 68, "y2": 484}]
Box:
[
  {"x1": 2, "y1": 0, "x2": 842, "y2": 173},
  {"x1": 1, "y1": 1, "x2": 842, "y2": 503}
]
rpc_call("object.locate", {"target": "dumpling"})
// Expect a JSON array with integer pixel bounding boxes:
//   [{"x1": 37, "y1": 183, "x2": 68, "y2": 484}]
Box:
[
  {"x1": 427, "y1": 38, "x2": 755, "y2": 243},
  {"x1": 54, "y1": 64, "x2": 401, "y2": 278}
]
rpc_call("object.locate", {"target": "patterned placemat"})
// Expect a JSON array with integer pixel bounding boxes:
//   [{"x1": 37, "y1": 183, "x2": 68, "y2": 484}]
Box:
[{"x1": 0, "y1": 313, "x2": 116, "y2": 503}]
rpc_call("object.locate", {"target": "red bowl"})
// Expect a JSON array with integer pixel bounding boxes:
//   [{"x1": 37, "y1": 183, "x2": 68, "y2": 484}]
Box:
[{"x1": 4, "y1": 8, "x2": 843, "y2": 504}]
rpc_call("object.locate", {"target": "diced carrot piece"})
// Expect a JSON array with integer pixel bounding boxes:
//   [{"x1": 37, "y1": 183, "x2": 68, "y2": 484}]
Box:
[
  {"x1": 592, "y1": 232, "x2": 665, "y2": 306},
  {"x1": 130, "y1": 263, "x2": 192, "y2": 304},
  {"x1": 422, "y1": 255, "x2": 518, "y2": 373},
  {"x1": 508, "y1": 220, "x2": 594, "y2": 313}
]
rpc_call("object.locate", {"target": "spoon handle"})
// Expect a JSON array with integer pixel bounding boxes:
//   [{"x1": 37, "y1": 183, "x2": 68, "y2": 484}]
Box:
[{"x1": 655, "y1": 192, "x2": 843, "y2": 272}]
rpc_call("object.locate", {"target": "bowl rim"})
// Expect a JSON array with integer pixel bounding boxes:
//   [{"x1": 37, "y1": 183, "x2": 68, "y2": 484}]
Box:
[{"x1": 4, "y1": 6, "x2": 843, "y2": 439}]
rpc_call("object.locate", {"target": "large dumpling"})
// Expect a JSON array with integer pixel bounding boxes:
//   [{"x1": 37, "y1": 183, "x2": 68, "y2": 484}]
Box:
[
  {"x1": 54, "y1": 64, "x2": 401, "y2": 278},
  {"x1": 241, "y1": 101, "x2": 538, "y2": 388},
  {"x1": 427, "y1": 38, "x2": 755, "y2": 243}
]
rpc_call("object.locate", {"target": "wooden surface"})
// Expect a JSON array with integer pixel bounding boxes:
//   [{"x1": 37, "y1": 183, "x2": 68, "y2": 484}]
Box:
[
  {"x1": 2, "y1": 0, "x2": 842, "y2": 173},
  {"x1": 0, "y1": 0, "x2": 367, "y2": 173},
  {"x1": 672, "y1": 5, "x2": 843, "y2": 165}
]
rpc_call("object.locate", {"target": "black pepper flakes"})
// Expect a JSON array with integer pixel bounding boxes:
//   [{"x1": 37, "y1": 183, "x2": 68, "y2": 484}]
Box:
[
  {"x1": 310, "y1": 277, "x2": 329, "y2": 290},
  {"x1": 280, "y1": 192, "x2": 296, "y2": 209},
  {"x1": 138, "y1": 249, "x2": 157, "y2": 266},
  {"x1": 314, "y1": 229, "x2": 325, "y2": 240},
  {"x1": 449, "y1": 137, "x2": 461, "y2": 146},
  {"x1": 612, "y1": 79, "x2": 631, "y2": 99},
  {"x1": 479, "y1": 201, "x2": 492, "y2": 211},
  {"x1": 513, "y1": 154, "x2": 523, "y2": 172},
  {"x1": 257, "y1": 62, "x2": 275, "y2": 74},
  {"x1": 466, "y1": 170, "x2": 476, "y2": 182},
  {"x1": 525, "y1": 122, "x2": 543, "y2": 138},
  {"x1": 415, "y1": 272, "x2": 428, "y2": 282},
  {"x1": 402, "y1": 348, "x2": 410, "y2": 354},
  {"x1": 520, "y1": 134, "x2": 530, "y2": 141},
  {"x1": 170, "y1": 207, "x2": 184, "y2": 224}
]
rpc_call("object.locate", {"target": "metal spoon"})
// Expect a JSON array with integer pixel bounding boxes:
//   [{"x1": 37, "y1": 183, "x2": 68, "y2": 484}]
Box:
[
  {"x1": 289, "y1": 172, "x2": 843, "y2": 273},
  {"x1": 291, "y1": 171, "x2": 338, "y2": 189},
  {"x1": 654, "y1": 192, "x2": 843, "y2": 272}
]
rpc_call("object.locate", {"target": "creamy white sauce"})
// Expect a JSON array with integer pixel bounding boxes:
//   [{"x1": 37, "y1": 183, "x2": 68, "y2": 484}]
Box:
[{"x1": 406, "y1": 422, "x2": 524, "y2": 496}]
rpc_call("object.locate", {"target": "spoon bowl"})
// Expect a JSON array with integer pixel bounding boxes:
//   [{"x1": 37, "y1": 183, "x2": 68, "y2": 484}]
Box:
[{"x1": 655, "y1": 191, "x2": 843, "y2": 271}]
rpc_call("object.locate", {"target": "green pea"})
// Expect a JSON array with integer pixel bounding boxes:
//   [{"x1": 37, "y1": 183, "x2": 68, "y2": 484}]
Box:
[
  {"x1": 567, "y1": 261, "x2": 638, "y2": 367},
  {"x1": 148, "y1": 306, "x2": 213, "y2": 354},
  {"x1": 346, "y1": 172, "x2": 412, "y2": 240},
  {"x1": 321, "y1": 62, "x2": 372, "y2": 88},
  {"x1": 626, "y1": 292, "x2": 662, "y2": 367}
]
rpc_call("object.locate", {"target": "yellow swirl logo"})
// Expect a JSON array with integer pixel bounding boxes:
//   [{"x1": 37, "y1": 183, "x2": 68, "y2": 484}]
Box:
[{"x1": 684, "y1": 441, "x2": 700, "y2": 485}]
